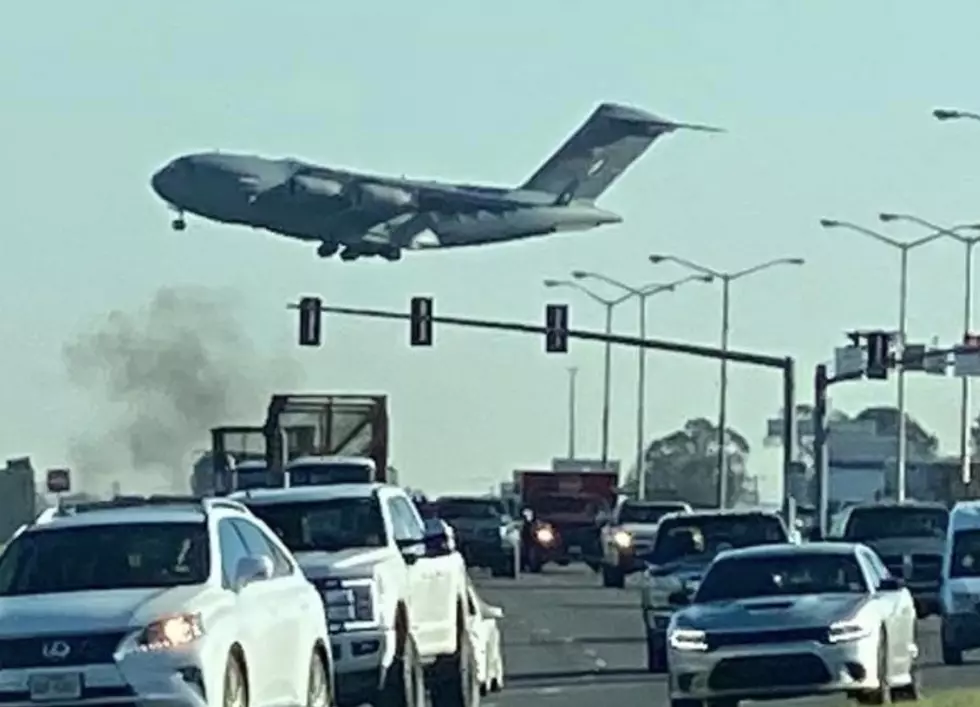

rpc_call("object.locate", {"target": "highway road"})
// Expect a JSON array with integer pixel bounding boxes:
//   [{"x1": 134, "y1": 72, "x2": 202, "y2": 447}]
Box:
[{"x1": 471, "y1": 565, "x2": 980, "y2": 707}]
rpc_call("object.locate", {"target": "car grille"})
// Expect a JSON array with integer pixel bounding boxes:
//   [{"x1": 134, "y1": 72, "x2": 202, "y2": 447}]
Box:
[
  {"x1": 706, "y1": 626, "x2": 827, "y2": 650},
  {"x1": 0, "y1": 632, "x2": 128, "y2": 669},
  {"x1": 708, "y1": 654, "x2": 831, "y2": 691}
]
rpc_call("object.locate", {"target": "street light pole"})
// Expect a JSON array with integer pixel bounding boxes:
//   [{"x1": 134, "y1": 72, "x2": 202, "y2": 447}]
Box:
[
  {"x1": 543, "y1": 279, "x2": 633, "y2": 465},
  {"x1": 875, "y1": 214, "x2": 980, "y2": 484},
  {"x1": 570, "y1": 271, "x2": 712, "y2": 499},
  {"x1": 648, "y1": 254, "x2": 805, "y2": 507},
  {"x1": 567, "y1": 366, "x2": 578, "y2": 459},
  {"x1": 819, "y1": 218, "x2": 950, "y2": 500}
]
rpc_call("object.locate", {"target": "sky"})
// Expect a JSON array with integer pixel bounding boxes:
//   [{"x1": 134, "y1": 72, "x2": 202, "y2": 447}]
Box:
[{"x1": 4, "y1": 0, "x2": 980, "y2": 498}]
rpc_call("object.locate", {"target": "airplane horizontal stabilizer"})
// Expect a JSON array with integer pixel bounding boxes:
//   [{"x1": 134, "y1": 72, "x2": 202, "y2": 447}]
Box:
[{"x1": 520, "y1": 102, "x2": 679, "y2": 204}]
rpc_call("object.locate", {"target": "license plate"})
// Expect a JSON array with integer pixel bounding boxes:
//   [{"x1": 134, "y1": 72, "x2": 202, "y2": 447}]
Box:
[{"x1": 29, "y1": 673, "x2": 81, "y2": 701}]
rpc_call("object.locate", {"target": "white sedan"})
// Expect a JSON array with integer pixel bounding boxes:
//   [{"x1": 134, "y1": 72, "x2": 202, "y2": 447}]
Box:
[
  {"x1": 465, "y1": 583, "x2": 505, "y2": 695},
  {"x1": 667, "y1": 542, "x2": 919, "y2": 705}
]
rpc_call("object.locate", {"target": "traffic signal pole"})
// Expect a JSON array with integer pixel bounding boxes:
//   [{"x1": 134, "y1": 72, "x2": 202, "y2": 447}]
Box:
[{"x1": 291, "y1": 298, "x2": 800, "y2": 513}]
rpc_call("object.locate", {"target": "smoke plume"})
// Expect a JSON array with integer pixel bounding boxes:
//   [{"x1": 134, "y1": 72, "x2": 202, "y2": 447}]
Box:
[{"x1": 63, "y1": 286, "x2": 298, "y2": 495}]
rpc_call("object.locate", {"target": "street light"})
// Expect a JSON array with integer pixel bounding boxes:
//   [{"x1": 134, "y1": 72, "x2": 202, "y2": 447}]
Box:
[
  {"x1": 648, "y1": 254, "x2": 804, "y2": 508},
  {"x1": 933, "y1": 108, "x2": 980, "y2": 123},
  {"x1": 819, "y1": 218, "x2": 952, "y2": 500},
  {"x1": 875, "y1": 213, "x2": 980, "y2": 485},
  {"x1": 543, "y1": 279, "x2": 634, "y2": 466},
  {"x1": 569, "y1": 270, "x2": 712, "y2": 499}
]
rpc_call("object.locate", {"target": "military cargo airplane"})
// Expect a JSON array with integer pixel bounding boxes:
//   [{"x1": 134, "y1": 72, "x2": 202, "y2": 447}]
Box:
[{"x1": 150, "y1": 102, "x2": 719, "y2": 261}]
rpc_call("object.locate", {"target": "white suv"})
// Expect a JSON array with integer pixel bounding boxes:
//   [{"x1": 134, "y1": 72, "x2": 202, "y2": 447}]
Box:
[
  {"x1": 232, "y1": 484, "x2": 477, "y2": 707},
  {"x1": 0, "y1": 495, "x2": 333, "y2": 707}
]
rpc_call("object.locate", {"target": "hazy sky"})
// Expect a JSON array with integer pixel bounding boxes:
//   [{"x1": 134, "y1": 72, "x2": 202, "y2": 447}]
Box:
[{"x1": 5, "y1": 1, "x2": 980, "y2": 497}]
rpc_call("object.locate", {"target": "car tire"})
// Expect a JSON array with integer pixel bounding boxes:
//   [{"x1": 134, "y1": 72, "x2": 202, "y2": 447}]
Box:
[
  {"x1": 646, "y1": 631, "x2": 667, "y2": 673},
  {"x1": 306, "y1": 649, "x2": 332, "y2": 707},
  {"x1": 602, "y1": 565, "x2": 625, "y2": 588},
  {"x1": 942, "y1": 639, "x2": 963, "y2": 666},
  {"x1": 375, "y1": 634, "x2": 425, "y2": 707},
  {"x1": 429, "y1": 625, "x2": 480, "y2": 707},
  {"x1": 222, "y1": 652, "x2": 248, "y2": 707}
]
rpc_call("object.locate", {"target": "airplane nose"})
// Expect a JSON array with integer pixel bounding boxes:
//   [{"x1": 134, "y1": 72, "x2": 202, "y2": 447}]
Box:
[{"x1": 151, "y1": 160, "x2": 181, "y2": 201}]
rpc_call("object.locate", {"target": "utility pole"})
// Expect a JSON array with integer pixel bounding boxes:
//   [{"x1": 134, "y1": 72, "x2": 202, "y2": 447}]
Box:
[{"x1": 567, "y1": 366, "x2": 578, "y2": 459}]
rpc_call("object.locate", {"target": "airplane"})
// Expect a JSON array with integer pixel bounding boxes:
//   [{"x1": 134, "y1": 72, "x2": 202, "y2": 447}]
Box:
[{"x1": 150, "y1": 102, "x2": 720, "y2": 261}]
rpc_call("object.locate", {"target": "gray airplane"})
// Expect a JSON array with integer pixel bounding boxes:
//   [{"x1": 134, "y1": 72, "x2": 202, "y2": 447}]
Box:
[{"x1": 150, "y1": 102, "x2": 718, "y2": 261}]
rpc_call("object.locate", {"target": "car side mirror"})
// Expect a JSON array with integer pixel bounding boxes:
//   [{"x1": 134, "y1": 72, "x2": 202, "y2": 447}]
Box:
[
  {"x1": 484, "y1": 605, "x2": 504, "y2": 620},
  {"x1": 422, "y1": 518, "x2": 454, "y2": 557},
  {"x1": 234, "y1": 555, "x2": 273, "y2": 590},
  {"x1": 667, "y1": 590, "x2": 691, "y2": 606},
  {"x1": 878, "y1": 577, "x2": 904, "y2": 592}
]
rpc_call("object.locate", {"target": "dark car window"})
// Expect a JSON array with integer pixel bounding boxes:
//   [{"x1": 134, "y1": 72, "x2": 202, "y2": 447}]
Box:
[
  {"x1": 435, "y1": 499, "x2": 504, "y2": 519},
  {"x1": 951, "y1": 529, "x2": 980, "y2": 578},
  {"x1": 844, "y1": 507, "x2": 947, "y2": 541},
  {"x1": 618, "y1": 503, "x2": 685, "y2": 524},
  {"x1": 650, "y1": 514, "x2": 788, "y2": 564},
  {"x1": 287, "y1": 462, "x2": 374, "y2": 486},
  {"x1": 696, "y1": 552, "x2": 868, "y2": 602},
  {"x1": 0, "y1": 522, "x2": 210, "y2": 595},
  {"x1": 247, "y1": 498, "x2": 386, "y2": 552}
]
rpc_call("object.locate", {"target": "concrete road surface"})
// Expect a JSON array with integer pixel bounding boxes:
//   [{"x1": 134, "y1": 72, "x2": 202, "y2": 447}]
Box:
[{"x1": 471, "y1": 565, "x2": 980, "y2": 707}]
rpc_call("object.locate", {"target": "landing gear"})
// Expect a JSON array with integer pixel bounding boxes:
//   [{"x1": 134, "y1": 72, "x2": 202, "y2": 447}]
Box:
[
  {"x1": 381, "y1": 246, "x2": 401, "y2": 261},
  {"x1": 171, "y1": 217, "x2": 186, "y2": 231},
  {"x1": 339, "y1": 247, "x2": 360, "y2": 261},
  {"x1": 316, "y1": 242, "x2": 339, "y2": 258}
]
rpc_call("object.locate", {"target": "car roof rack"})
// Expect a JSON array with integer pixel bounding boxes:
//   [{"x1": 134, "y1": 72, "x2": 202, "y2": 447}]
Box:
[{"x1": 55, "y1": 494, "x2": 249, "y2": 516}]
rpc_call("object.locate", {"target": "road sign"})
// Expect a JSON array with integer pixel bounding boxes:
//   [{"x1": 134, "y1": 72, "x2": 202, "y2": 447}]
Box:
[
  {"x1": 545, "y1": 304, "x2": 568, "y2": 353},
  {"x1": 834, "y1": 346, "x2": 864, "y2": 377},
  {"x1": 298, "y1": 296, "x2": 322, "y2": 346},
  {"x1": 410, "y1": 296, "x2": 433, "y2": 346},
  {"x1": 46, "y1": 468, "x2": 70, "y2": 493}
]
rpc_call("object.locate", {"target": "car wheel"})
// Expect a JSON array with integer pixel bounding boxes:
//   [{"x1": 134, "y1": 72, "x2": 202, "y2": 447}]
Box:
[
  {"x1": 306, "y1": 649, "x2": 331, "y2": 707},
  {"x1": 602, "y1": 565, "x2": 625, "y2": 588},
  {"x1": 646, "y1": 631, "x2": 667, "y2": 673},
  {"x1": 376, "y1": 633, "x2": 424, "y2": 707},
  {"x1": 429, "y1": 626, "x2": 480, "y2": 707},
  {"x1": 223, "y1": 652, "x2": 248, "y2": 707}
]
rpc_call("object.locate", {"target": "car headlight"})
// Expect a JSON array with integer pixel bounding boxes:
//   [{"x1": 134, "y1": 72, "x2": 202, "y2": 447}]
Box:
[
  {"x1": 136, "y1": 613, "x2": 204, "y2": 651},
  {"x1": 826, "y1": 620, "x2": 872, "y2": 644},
  {"x1": 668, "y1": 628, "x2": 707, "y2": 652},
  {"x1": 613, "y1": 530, "x2": 632, "y2": 548},
  {"x1": 535, "y1": 526, "x2": 555, "y2": 544},
  {"x1": 322, "y1": 578, "x2": 378, "y2": 629}
]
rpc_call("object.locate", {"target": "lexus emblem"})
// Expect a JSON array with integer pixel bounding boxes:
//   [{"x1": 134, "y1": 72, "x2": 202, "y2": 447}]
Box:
[{"x1": 41, "y1": 640, "x2": 70, "y2": 660}]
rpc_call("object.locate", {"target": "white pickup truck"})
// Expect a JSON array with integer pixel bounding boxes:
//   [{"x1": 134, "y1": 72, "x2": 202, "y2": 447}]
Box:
[{"x1": 232, "y1": 484, "x2": 478, "y2": 707}]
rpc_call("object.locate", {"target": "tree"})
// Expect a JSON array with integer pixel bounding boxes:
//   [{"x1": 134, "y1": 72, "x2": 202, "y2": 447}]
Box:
[
  {"x1": 624, "y1": 417, "x2": 751, "y2": 507},
  {"x1": 852, "y1": 406, "x2": 938, "y2": 456}
]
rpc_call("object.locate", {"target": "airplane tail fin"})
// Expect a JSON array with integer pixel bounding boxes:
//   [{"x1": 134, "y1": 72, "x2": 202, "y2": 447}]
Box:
[{"x1": 519, "y1": 103, "x2": 680, "y2": 204}]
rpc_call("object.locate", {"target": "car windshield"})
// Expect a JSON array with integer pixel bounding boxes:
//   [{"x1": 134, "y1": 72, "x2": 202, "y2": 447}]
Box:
[
  {"x1": 650, "y1": 514, "x2": 788, "y2": 564},
  {"x1": 235, "y1": 467, "x2": 271, "y2": 490},
  {"x1": 619, "y1": 503, "x2": 685, "y2": 524},
  {"x1": 530, "y1": 495, "x2": 594, "y2": 515},
  {"x1": 0, "y1": 522, "x2": 209, "y2": 596},
  {"x1": 287, "y1": 462, "x2": 374, "y2": 486},
  {"x1": 951, "y1": 529, "x2": 980, "y2": 578},
  {"x1": 695, "y1": 552, "x2": 868, "y2": 602},
  {"x1": 844, "y1": 507, "x2": 947, "y2": 541},
  {"x1": 436, "y1": 499, "x2": 504, "y2": 519},
  {"x1": 248, "y1": 497, "x2": 386, "y2": 552}
]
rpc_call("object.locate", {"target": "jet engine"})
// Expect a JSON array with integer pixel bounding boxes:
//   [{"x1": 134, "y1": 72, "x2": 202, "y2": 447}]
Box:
[
  {"x1": 344, "y1": 182, "x2": 416, "y2": 210},
  {"x1": 288, "y1": 175, "x2": 345, "y2": 198}
]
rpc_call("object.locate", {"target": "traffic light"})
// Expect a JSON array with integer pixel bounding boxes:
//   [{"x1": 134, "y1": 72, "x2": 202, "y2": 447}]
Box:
[
  {"x1": 865, "y1": 332, "x2": 891, "y2": 380},
  {"x1": 298, "y1": 296, "x2": 322, "y2": 347},
  {"x1": 545, "y1": 304, "x2": 569, "y2": 353},
  {"x1": 410, "y1": 296, "x2": 433, "y2": 346}
]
